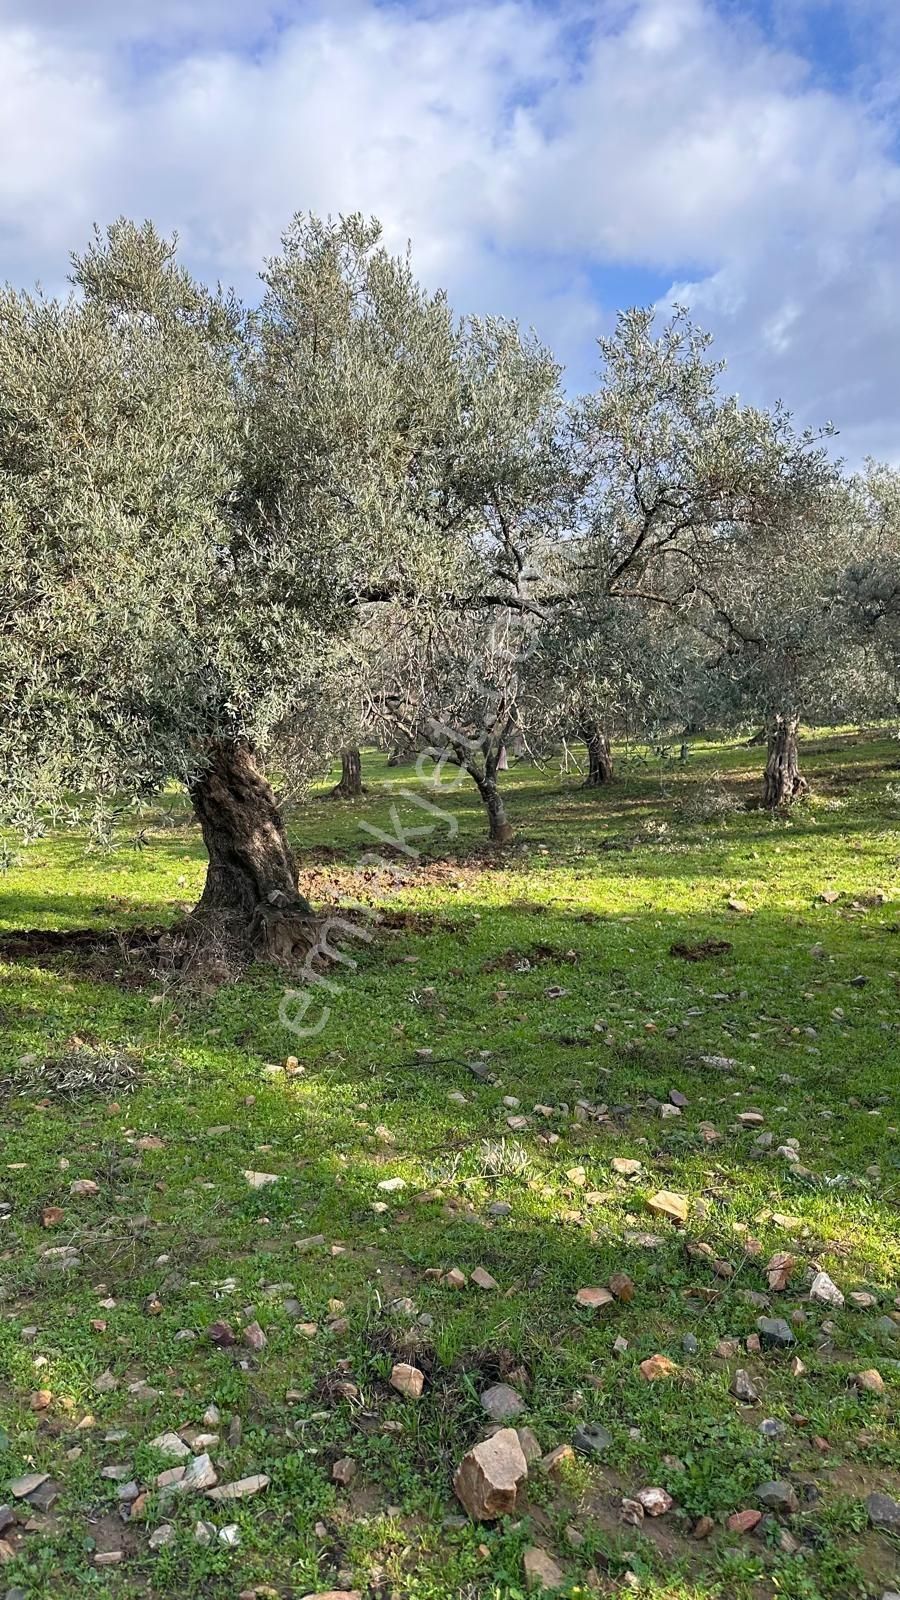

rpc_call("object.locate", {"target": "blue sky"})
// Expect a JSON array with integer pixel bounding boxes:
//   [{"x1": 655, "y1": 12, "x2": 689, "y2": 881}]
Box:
[{"x1": 1, "y1": 0, "x2": 898, "y2": 460}]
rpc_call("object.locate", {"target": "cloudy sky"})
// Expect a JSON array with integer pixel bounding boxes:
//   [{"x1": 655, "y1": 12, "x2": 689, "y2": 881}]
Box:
[{"x1": 2, "y1": 0, "x2": 899, "y2": 460}]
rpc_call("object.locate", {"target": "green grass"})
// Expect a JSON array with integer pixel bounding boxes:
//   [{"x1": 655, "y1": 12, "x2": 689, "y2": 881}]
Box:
[{"x1": 0, "y1": 733, "x2": 898, "y2": 1599}]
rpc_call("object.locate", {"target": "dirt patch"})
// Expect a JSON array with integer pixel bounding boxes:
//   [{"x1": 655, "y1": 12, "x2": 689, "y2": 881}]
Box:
[
  {"x1": 481, "y1": 943, "x2": 579, "y2": 973},
  {"x1": 670, "y1": 938, "x2": 733, "y2": 961}
]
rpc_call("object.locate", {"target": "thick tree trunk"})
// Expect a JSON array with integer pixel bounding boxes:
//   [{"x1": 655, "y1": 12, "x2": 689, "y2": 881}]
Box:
[
  {"x1": 188, "y1": 740, "x2": 314, "y2": 963},
  {"x1": 581, "y1": 722, "x2": 614, "y2": 786},
  {"x1": 762, "y1": 715, "x2": 807, "y2": 807},
  {"x1": 330, "y1": 747, "x2": 365, "y2": 798}
]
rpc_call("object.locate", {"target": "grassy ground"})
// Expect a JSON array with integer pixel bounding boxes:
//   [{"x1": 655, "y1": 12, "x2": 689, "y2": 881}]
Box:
[{"x1": 0, "y1": 733, "x2": 898, "y2": 1600}]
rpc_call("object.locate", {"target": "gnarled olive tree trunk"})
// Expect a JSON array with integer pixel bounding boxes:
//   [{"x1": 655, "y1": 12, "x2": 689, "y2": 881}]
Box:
[
  {"x1": 330, "y1": 747, "x2": 365, "y2": 798},
  {"x1": 762, "y1": 714, "x2": 807, "y2": 807},
  {"x1": 188, "y1": 740, "x2": 313, "y2": 962},
  {"x1": 581, "y1": 721, "x2": 614, "y2": 786},
  {"x1": 470, "y1": 768, "x2": 512, "y2": 844}
]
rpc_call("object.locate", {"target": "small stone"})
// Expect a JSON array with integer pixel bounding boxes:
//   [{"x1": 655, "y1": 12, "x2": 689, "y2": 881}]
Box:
[
  {"x1": 572, "y1": 1423, "x2": 612, "y2": 1459},
  {"x1": 612, "y1": 1158, "x2": 642, "y2": 1177},
  {"x1": 790, "y1": 1355, "x2": 806, "y2": 1376},
  {"x1": 810, "y1": 1271, "x2": 844, "y2": 1309},
  {"x1": 377, "y1": 1177, "x2": 406, "y2": 1193},
  {"x1": 693, "y1": 1514, "x2": 715, "y2": 1539},
  {"x1": 194, "y1": 1520, "x2": 216, "y2": 1546},
  {"x1": 575, "y1": 1286, "x2": 613, "y2": 1311},
  {"x1": 331, "y1": 1457, "x2": 356, "y2": 1485},
  {"x1": 453, "y1": 1428, "x2": 528, "y2": 1520},
  {"x1": 148, "y1": 1524, "x2": 175, "y2": 1550},
  {"x1": 174, "y1": 1453, "x2": 218, "y2": 1494},
  {"x1": 206, "y1": 1320, "x2": 237, "y2": 1347},
  {"x1": 516, "y1": 1426, "x2": 543, "y2": 1465},
  {"x1": 8, "y1": 1476, "x2": 48, "y2": 1500},
  {"x1": 481, "y1": 1383, "x2": 525, "y2": 1422},
  {"x1": 682, "y1": 1333, "x2": 699, "y2": 1356},
  {"x1": 728, "y1": 1508, "x2": 763, "y2": 1533},
  {"x1": 647, "y1": 1190, "x2": 689, "y2": 1224},
  {"x1": 731, "y1": 1369, "x2": 759, "y2": 1403},
  {"x1": 639, "y1": 1354, "x2": 677, "y2": 1381},
  {"x1": 471, "y1": 1267, "x2": 499, "y2": 1290},
  {"x1": 70, "y1": 1179, "x2": 99, "y2": 1197},
  {"x1": 876, "y1": 1315, "x2": 900, "y2": 1340},
  {"x1": 151, "y1": 1432, "x2": 191, "y2": 1460},
  {"x1": 541, "y1": 1444, "x2": 575, "y2": 1475},
  {"x1": 523, "y1": 1546, "x2": 565, "y2": 1591},
  {"x1": 757, "y1": 1316, "x2": 794, "y2": 1349},
  {"x1": 207, "y1": 1474, "x2": 270, "y2": 1502},
  {"x1": 244, "y1": 1170, "x2": 279, "y2": 1188},
  {"x1": 295, "y1": 1234, "x2": 326, "y2": 1252},
  {"x1": 849, "y1": 1291, "x2": 877, "y2": 1309},
  {"x1": 608, "y1": 1272, "x2": 635, "y2": 1303},
  {"x1": 612, "y1": 1335, "x2": 629, "y2": 1356},
  {"x1": 756, "y1": 1480, "x2": 799, "y2": 1514},
  {"x1": 866, "y1": 1491, "x2": 900, "y2": 1532},
  {"x1": 390, "y1": 1362, "x2": 424, "y2": 1399},
  {"x1": 445, "y1": 1268, "x2": 468, "y2": 1289},
  {"x1": 669, "y1": 1090, "x2": 688, "y2": 1107},
  {"x1": 487, "y1": 1201, "x2": 512, "y2": 1218},
  {"x1": 637, "y1": 1487, "x2": 672, "y2": 1517},
  {"x1": 243, "y1": 1320, "x2": 267, "y2": 1352},
  {"x1": 760, "y1": 1418, "x2": 786, "y2": 1439},
  {"x1": 94, "y1": 1551, "x2": 123, "y2": 1566},
  {"x1": 620, "y1": 1497, "x2": 644, "y2": 1526},
  {"x1": 855, "y1": 1369, "x2": 885, "y2": 1395},
  {"x1": 218, "y1": 1524, "x2": 240, "y2": 1547}
]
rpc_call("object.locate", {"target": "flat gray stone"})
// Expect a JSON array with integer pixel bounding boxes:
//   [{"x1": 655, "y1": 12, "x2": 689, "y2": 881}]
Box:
[
  {"x1": 572, "y1": 1423, "x2": 612, "y2": 1458},
  {"x1": 867, "y1": 1492, "x2": 900, "y2": 1533},
  {"x1": 757, "y1": 1316, "x2": 795, "y2": 1349},
  {"x1": 480, "y1": 1383, "x2": 525, "y2": 1422},
  {"x1": 756, "y1": 1480, "x2": 799, "y2": 1514}
]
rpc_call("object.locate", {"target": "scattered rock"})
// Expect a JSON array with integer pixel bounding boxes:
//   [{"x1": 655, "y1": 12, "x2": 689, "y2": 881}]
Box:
[
  {"x1": 541, "y1": 1444, "x2": 575, "y2": 1475},
  {"x1": 69, "y1": 1179, "x2": 99, "y2": 1198},
  {"x1": 693, "y1": 1514, "x2": 715, "y2": 1539},
  {"x1": 516, "y1": 1426, "x2": 543, "y2": 1465},
  {"x1": 574, "y1": 1286, "x2": 613, "y2": 1312},
  {"x1": 757, "y1": 1316, "x2": 795, "y2": 1349},
  {"x1": 445, "y1": 1268, "x2": 468, "y2": 1289},
  {"x1": 647, "y1": 1190, "x2": 689, "y2": 1225},
  {"x1": 523, "y1": 1546, "x2": 565, "y2": 1591},
  {"x1": 637, "y1": 1487, "x2": 672, "y2": 1516},
  {"x1": 756, "y1": 1480, "x2": 799, "y2": 1514},
  {"x1": 728, "y1": 1508, "x2": 763, "y2": 1533},
  {"x1": 151, "y1": 1432, "x2": 191, "y2": 1460},
  {"x1": 639, "y1": 1354, "x2": 677, "y2": 1381},
  {"x1": 866, "y1": 1492, "x2": 900, "y2": 1533},
  {"x1": 148, "y1": 1524, "x2": 175, "y2": 1550},
  {"x1": 331, "y1": 1457, "x2": 356, "y2": 1486},
  {"x1": 572, "y1": 1423, "x2": 611, "y2": 1459},
  {"x1": 243, "y1": 1321, "x2": 267, "y2": 1352},
  {"x1": 480, "y1": 1383, "x2": 525, "y2": 1422},
  {"x1": 8, "y1": 1476, "x2": 45, "y2": 1505},
  {"x1": 207, "y1": 1474, "x2": 270, "y2": 1501},
  {"x1": 810, "y1": 1271, "x2": 844, "y2": 1309},
  {"x1": 453, "y1": 1428, "x2": 528, "y2": 1521},
  {"x1": 206, "y1": 1320, "x2": 237, "y2": 1347},
  {"x1": 244, "y1": 1171, "x2": 279, "y2": 1188},
  {"x1": 608, "y1": 1272, "x2": 635, "y2": 1302},
  {"x1": 390, "y1": 1362, "x2": 424, "y2": 1399},
  {"x1": 855, "y1": 1369, "x2": 885, "y2": 1395},
  {"x1": 174, "y1": 1454, "x2": 218, "y2": 1494},
  {"x1": 731, "y1": 1369, "x2": 759, "y2": 1403},
  {"x1": 471, "y1": 1267, "x2": 499, "y2": 1290},
  {"x1": 612, "y1": 1158, "x2": 642, "y2": 1177}
]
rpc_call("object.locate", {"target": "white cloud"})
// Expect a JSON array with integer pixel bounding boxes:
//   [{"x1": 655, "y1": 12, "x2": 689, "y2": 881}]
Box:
[{"x1": 0, "y1": 0, "x2": 898, "y2": 458}]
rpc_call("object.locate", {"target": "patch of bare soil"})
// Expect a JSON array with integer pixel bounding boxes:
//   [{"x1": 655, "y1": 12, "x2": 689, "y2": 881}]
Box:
[
  {"x1": 481, "y1": 943, "x2": 579, "y2": 973},
  {"x1": 670, "y1": 938, "x2": 733, "y2": 961}
]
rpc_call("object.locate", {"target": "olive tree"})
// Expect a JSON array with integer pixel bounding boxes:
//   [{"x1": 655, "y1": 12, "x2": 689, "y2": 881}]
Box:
[{"x1": 0, "y1": 214, "x2": 467, "y2": 961}]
